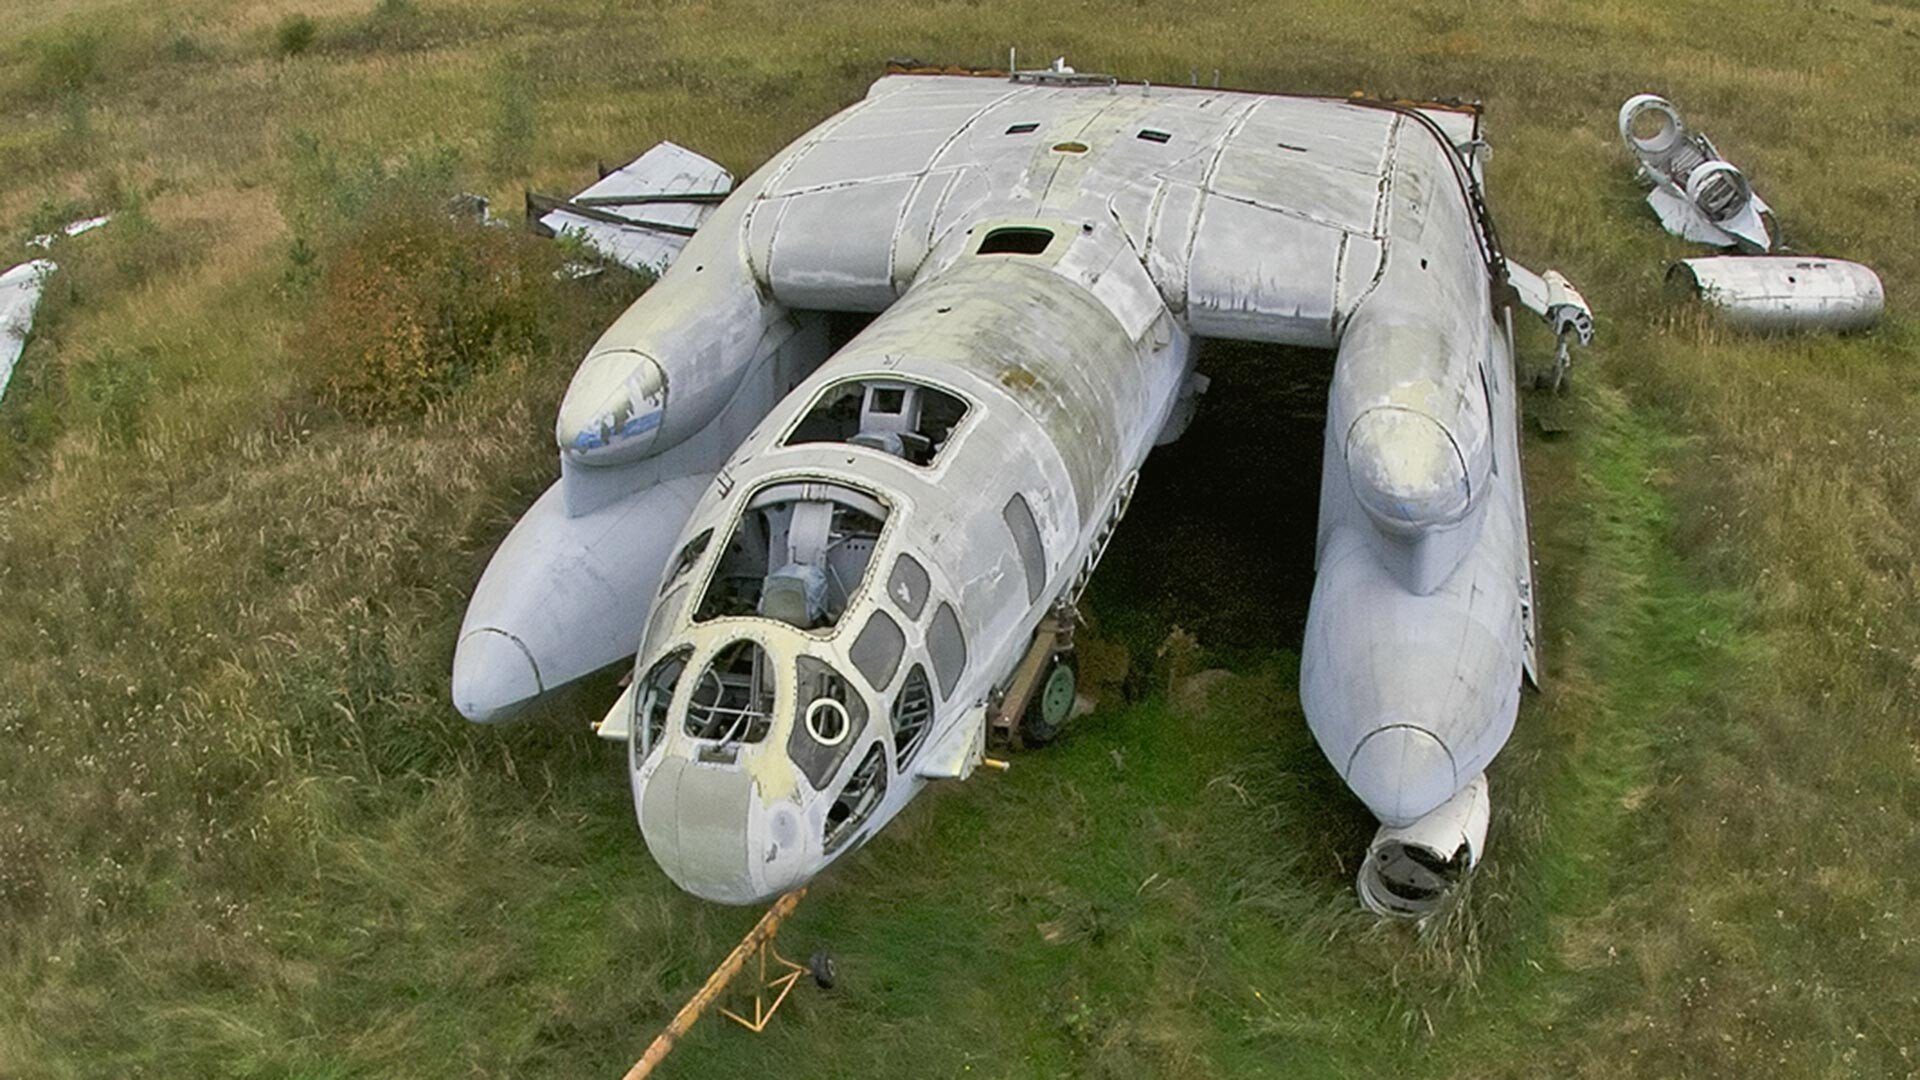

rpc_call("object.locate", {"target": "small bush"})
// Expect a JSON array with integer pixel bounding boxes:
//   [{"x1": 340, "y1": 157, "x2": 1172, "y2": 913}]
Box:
[
  {"x1": 323, "y1": 0, "x2": 432, "y2": 56},
  {"x1": 488, "y1": 57, "x2": 536, "y2": 177},
  {"x1": 29, "y1": 29, "x2": 104, "y2": 97},
  {"x1": 275, "y1": 14, "x2": 318, "y2": 58},
  {"x1": 67, "y1": 344, "x2": 156, "y2": 444},
  {"x1": 278, "y1": 131, "x2": 459, "y2": 265},
  {"x1": 295, "y1": 194, "x2": 564, "y2": 418},
  {"x1": 167, "y1": 33, "x2": 211, "y2": 63}
]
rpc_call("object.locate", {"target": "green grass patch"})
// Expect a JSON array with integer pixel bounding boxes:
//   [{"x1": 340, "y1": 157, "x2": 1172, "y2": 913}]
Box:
[{"x1": 2, "y1": 0, "x2": 1918, "y2": 1076}]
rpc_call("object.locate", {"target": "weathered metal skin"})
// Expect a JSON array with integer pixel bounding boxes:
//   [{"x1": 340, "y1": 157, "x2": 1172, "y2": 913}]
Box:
[
  {"x1": 634, "y1": 223, "x2": 1187, "y2": 903},
  {"x1": 1618, "y1": 93, "x2": 1771, "y2": 252},
  {"x1": 459, "y1": 72, "x2": 1577, "y2": 914},
  {"x1": 1301, "y1": 104, "x2": 1527, "y2": 854},
  {"x1": 1669, "y1": 256, "x2": 1884, "y2": 333}
]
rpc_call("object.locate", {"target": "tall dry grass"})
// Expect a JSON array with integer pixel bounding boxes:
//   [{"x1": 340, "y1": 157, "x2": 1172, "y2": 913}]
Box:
[{"x1": 1, "y1": 0, "x2": 1917, "y2": 1076}]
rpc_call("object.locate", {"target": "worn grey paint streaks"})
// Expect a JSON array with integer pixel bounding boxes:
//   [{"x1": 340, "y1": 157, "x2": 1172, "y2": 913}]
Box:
[{"x1": 457, "y1": 73, "x2": 1586, "y2": 916}]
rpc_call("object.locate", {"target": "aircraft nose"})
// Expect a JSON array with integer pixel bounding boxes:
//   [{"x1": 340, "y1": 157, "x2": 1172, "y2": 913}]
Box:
[
  {"x1": 1344, "y1": 724, "x2": 1458, "y2": 827},
  {"x1": 1345, "y1": 407, "x2": 1470, "y2": 533},
  {"x1": 637, "y1": 756, "x2": 813, "y2": 905},
  {"x1": 451, "y1": 628, "x2": 545, "y2": 723}
]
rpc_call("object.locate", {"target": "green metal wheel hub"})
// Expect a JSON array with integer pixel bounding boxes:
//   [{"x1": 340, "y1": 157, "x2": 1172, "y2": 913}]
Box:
[{"x1": 1039, "y1": 660, "x2": 1076, "y2": 728}]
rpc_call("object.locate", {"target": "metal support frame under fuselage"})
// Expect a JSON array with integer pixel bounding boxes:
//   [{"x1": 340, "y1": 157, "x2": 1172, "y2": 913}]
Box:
[{"x1": 988, "y1": 610, "x2": 1077, "y2": 750}]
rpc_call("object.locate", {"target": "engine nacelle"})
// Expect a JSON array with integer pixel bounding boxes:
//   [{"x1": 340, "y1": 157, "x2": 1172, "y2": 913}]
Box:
[
  {"x1": 554, "y1": 191, "x2": 788, "y2": 474},
  {"x1": 1682, "y1": 159, "x2": 1754, "y2": 225},
  {"x1": 1356, "y1": 772, "x2": 1490, "y2": 918},
  {"x1": 1618, "y1": 93, "x2": 1770, "y2": 251}
]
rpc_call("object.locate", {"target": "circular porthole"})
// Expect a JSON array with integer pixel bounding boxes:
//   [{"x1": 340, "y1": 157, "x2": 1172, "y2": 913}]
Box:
[{"x1": 806, "y1": 698, "x2": 851, "y2": 746}]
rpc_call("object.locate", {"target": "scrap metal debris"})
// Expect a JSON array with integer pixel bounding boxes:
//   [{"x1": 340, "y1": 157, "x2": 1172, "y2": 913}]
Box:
[
  {"x1": 527, "y1": 141, "x2": 732, "y2": 275},
  {"x1": 0, "y1": 259, "x2": 56, "y2": 405},
  {"x1": 1669, "y1": 256, "x2": 1884, "y2": 333},
  {"x1": 28, "y1": 214, "x2": 111, "y2": 250},
  {"x1": 1619, "y1": 94, "x2": 1770, "y2": 252},
  {"x1": 1621, "y1": 93, "x2": 1884, "y2": 332}
]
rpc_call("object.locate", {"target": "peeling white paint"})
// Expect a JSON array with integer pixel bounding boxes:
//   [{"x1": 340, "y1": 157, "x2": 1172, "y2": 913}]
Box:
[{"x1": 0, "y1": 259, "x2": 55, "y2": 406}]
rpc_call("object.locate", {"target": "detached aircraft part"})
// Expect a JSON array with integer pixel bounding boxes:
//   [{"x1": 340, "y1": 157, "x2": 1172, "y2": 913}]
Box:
[
  {"x1": 458, "y1": 68, "x2": 1597, "y2": 917},
  {"x1": 1357, "y1": 773, "x2": 1489, "y2": 918},
  {"x1": 0, "y1": 259, "x2": 55, "y2": 406},
  {"x1": 528, "y1": 141, "x2": 734, "y2": 274},
  {"x1": 1508, "y1": 261, "x2": 1594, "y2": 392},
  {"x1": 1619, "y1": 94, "x2": 1771, "y2": 252},
  {"x1": 1668, "y1": 256, "x2": 1884, "y2": 333}
]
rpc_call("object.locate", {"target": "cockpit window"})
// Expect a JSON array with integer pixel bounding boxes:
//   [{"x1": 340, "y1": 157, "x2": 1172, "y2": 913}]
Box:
[
  {"x1": 849, "y1": 610, "x2": 905, "y2": 691},
  {"x1": 632, "y1": 646, "x2": 692, "y2": 762},
  {"x1": 786, "y1": 657, "x2": 868, "y2": 789},
  {"x1": 927, "y1": 602, "x2": 968, "y2": 700},
  {"x1": 887, "y1": 555, "x2": 930, "y2": 619},
  {"x1": 784, "y1": 379, "x2": 969, "y2": 467},
  {"x1": 694, "y1": 481, "x2": 890, "y2": 631},
  {"x1": 660, "y1": 529, "x2": 713, "y2": 595},
  {"x1": 823, "y1": 743, "x2": 888, "y2": 855},
  {"x1": 684, "y1": 640, "x2": 777, "y2": 744},
  {"x1": 891, "y1": 664, "x2": 934, "y2": 769}
]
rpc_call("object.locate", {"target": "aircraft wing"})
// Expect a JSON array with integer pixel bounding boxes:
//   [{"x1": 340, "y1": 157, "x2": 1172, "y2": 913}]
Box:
[{"x1": 733, "y1": 76, "x2": 1502, "y2": 349}]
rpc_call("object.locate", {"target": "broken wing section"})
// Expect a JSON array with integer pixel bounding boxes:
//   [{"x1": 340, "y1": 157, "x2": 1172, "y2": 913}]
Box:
[
  {"x1": 530, "y1": 141, "x2": 733, "y2": 275},
  {"x1": 1, "y1": 259, "x2": 56, "y2": 405}
]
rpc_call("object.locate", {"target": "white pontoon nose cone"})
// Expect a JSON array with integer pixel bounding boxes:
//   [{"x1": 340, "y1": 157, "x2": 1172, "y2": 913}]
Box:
[
  {"x1": 1346, "y1": 407, "x2": 1470, "y2": 533},
  {"x1": 451, "y1": 628, "x2": 544, "y2": 723},
  {"x1": 1344, "y1": 725, "x2": 1456, "y2": 827}
]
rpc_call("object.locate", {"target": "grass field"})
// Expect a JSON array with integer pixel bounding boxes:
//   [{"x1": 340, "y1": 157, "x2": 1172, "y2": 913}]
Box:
[{"x1": 3, "y1": 1, "x2": 1918, "y2": 1076}]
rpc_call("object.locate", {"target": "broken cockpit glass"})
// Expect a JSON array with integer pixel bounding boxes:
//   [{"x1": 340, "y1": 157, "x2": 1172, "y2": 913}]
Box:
[
  {"x1": 890, "y1": 664, "x2": 934, "y2": 769},
  {"x1": 823, "y1": 743, "x2": 888, "y2": 855},
  {"x1": 693, "y1": 481, "x2": 889, "y2": 631},
  {"x1": 632, "y1": 646, "x2": 693, "y2": 759},
  {"x1": 786, "y1": 656, "x2": 868, "y2": 789},
  {"x1": 784, "y1": 378, "x2": 968, "y2": 467},
  {"x1": 684, "y1": 640, "x2": 777, "y2": 744}
]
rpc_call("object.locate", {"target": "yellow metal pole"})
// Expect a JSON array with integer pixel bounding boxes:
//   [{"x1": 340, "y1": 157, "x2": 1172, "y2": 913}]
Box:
[{"x1": 622, "y1": 887, "x2": 808, "y2": 1080}]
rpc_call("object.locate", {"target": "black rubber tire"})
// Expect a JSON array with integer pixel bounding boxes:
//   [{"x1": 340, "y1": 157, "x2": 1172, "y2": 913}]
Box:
[
  {"x1": 1021, "y1": 651, "x2": 1078, "y2": 747},
  {"x1": 809, "y1": 949, "x2": 837, "y2": 990}
]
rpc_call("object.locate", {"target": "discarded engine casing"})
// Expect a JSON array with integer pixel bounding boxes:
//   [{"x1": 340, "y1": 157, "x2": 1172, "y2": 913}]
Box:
[
  {"x1": 1668, "y1": 256, "x2": 1884, "y2": 333},
  {"x1": 1619, "y1": 94, "x2": 1770, "y2": 252}
]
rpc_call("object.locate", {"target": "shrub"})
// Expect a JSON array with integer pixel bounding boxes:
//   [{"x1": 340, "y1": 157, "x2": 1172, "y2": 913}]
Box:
[
  {"x1": 29, "y1": 29, "x2": 104, "y2": 97},
  {"x1": 488, "y1": 57, "x2": 536, "y2": 178},
  {"x1": 278, "y1": 131, "x2": 459, "y2": 266},
  {"x1": 275, "y1": 14, "x2": 318, "y2": 58},
  {"x1": 295, "y1": 194, "x2": 564, "y2": 418}
]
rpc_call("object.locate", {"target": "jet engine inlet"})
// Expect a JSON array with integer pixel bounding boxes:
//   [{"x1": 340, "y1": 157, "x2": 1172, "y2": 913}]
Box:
[
  {"x1": 1357, "y1": 773, "x2": 1490, "y2": 918},
  {"x1": 1344, "y1": 407, "x2": 1470, "y2": 535},
  {"x1": 1683, "y1": 160, "x2": 1753, "y2": 224}
]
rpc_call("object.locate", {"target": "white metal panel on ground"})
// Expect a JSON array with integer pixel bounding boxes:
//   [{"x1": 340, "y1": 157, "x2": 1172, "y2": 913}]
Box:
[
  {"x1": 0, "y1": 259, "x2": 55, "y2": 405},
  {"x1": 538, "y1": 142, "x2": 732, "y2": 274},
  {"x1": 1670, "y1": 255, "x2": 1883, "y2": 332}
]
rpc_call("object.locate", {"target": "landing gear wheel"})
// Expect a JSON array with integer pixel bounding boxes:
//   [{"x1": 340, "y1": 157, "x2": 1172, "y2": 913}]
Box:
[
  {"x1": 1021, "y1": 651, "x2": 1078, "y2": 747},
  {"x1": 809, "y1": 949, "x2": 837, "y2": 990}
]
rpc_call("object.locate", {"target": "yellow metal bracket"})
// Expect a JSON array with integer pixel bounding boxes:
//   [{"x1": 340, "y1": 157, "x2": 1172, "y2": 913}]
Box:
[
  {"x1": 716, "y1": 940, "x2": 807, "y2": 1032},
  {"x1": 623, "y1": 887, "x2": 810, "y2": 1080}
]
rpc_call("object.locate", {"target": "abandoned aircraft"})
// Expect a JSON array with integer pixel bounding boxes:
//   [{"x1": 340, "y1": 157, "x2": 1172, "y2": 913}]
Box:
[{"x1": 453, "y1": 65, "x2": 1593, "y2": 917}]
